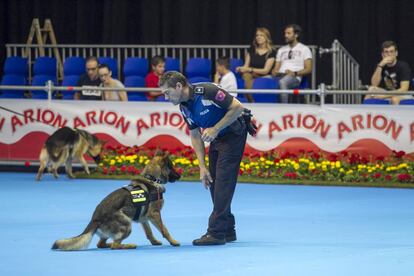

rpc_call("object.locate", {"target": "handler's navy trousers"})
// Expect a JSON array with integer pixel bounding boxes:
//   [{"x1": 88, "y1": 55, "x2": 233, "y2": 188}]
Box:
[{"x1": 207, "y1": 118, "x2": 247, "y2": 238}]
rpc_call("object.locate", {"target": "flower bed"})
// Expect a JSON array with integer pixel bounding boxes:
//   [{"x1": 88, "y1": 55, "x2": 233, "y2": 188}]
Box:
[{"x1": 95, "y1": 145, "x2": 414, "y2": 186}]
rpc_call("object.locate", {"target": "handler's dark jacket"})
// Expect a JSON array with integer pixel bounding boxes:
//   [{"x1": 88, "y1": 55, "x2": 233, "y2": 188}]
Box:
[{"x1": 179, "y1": 83, "x2": 242, "y2": 137}]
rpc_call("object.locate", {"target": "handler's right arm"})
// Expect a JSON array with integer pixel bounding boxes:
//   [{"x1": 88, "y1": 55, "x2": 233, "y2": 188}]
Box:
[{"x1": 190, "y1": 128, "x2": 213, "y2": 189}]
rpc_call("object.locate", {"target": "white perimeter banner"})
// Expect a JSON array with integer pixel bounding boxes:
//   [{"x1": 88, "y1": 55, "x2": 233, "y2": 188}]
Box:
[{"x1": 0, "y1": 99, "x2": 413, "y2": 160}]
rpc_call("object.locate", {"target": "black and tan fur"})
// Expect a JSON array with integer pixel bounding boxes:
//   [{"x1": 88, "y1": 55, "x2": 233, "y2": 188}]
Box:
[
  {"x1": 51, "y1": 152, "x2": 181, "y2": 250},
  {"x1": 36, "y1": 127, "x2": 106, "y2": 181}
]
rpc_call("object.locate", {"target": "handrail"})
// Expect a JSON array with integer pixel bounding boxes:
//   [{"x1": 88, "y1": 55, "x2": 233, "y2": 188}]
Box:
[{"x1": 2, "y1": 83, "x2": 413, "y2": 107}]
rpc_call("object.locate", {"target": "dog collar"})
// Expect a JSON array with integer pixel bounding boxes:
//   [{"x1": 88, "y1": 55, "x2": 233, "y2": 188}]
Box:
[{"x1": 144, "y1": 174, "x2": 163, "y2": 184}]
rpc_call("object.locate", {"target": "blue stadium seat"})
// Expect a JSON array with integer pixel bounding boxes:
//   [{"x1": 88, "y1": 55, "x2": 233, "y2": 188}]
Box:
[
  {"x1": 156, "y1": 95, "x2": 168, "y2": 102},
  {"x1": 230, "y1": 58, "x2": 243, "y2": 78},
  {"x1": 0, "y1": 74, "x2": 26, "y2": 98},
  {"x1": 186, "y1": 58, "x2": 211, "y2": 79},
  {"x1": 188, "y1": 77, "x2": 210, "y2": 84},
  {"x1": 399, "y1": 99, "x2": 414, "y2": 105},
  {"x1": 98, "y1": 57, "x2": 118, "y2": 78},
  {"x1": 123, "y1": 57, "x2": 148, "y2": 77},
  {"x1": 165, "y1": 57, "x2": 180, "y2": 72},
  {"x1": 63, "y1": 57, "x2": 85, "y2": 76},
  {"x1": 236, "y1": 93, "x2": 248, "y2": 103},
  {"x1": 4, "y1": 57, "x2": 28, "y2": 76},
  {"x1": 298, "y1": 75, "x2": 310, "y2": 89},
  {"x1": 33, "y1": 57, "x2": 57, "y2": 76},
  {"x1": 124, "y1": 76, "x2": 147, "y2": 101},
  {"x1": 236, "y1": 77, "x2": 244, "y2": 89},
  {"x1": 61, "y1": 75, "x2": 81, "y2": 99},
  {"x1": 252, "y1": 77, "x2": 279, "y2": 103},
  {"x1": 31, "y1": 75, "x2": 57, "y2": 99},
  {"x1": 362, "y1": 98, "x2": 390, "y2": 105}
]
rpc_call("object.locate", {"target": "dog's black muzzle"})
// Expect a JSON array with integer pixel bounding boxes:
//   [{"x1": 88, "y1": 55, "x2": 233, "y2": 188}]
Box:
[
  {"x1": 91, "y1": 154, "x2": 101, "y2": 164},
  {"x1": 169, "y1": 170, "x2": 181, "y2": 182}
]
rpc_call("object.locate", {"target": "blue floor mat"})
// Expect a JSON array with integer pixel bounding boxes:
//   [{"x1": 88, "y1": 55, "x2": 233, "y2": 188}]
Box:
[{"x1": 1, "y1": 172, "x2": 414, "y2": 276}]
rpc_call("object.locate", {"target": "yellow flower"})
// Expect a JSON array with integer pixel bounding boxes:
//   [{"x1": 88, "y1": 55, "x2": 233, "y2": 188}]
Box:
[
  {"x1": 110, "y1": 159, "x2": 116, "y2": 166},
  {"x1": 335, "y1": 161, "x2": 341, "y2": 168}
]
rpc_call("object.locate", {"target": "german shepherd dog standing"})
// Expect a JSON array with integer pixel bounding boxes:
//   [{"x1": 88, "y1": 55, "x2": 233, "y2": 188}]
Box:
[
  {"x1": 52, "y1": 152, "x2": 181, "y2": 250},
  {"x1": 36, "y1": 127, "x2": 106, "y2": 181}
]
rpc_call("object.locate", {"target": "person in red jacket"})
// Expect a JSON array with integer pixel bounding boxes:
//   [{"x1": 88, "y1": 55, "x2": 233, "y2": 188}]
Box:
[{"x1": 145, "y1": 55, "x2": 165, "y2": 100}]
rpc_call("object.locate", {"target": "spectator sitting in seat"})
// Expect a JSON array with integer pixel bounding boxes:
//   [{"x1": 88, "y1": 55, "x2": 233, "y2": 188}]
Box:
[
  {"x1": 145, "y1": 55, "x2": 165, "y2": 101},
  {"x1": 98, "y1": 64, "x2": 128, "y2": 101},
  {"x1": 271, "y1": 24, "x2": 312, "y2": 103},
  {"x1": 365, "y1": 40, "x2": 412, "y2": 105},
  {"x1": 214, "y1": 56, "x2": 238, "y2": 97},
  {"x1": 74, "y1": 56, "x2": 102, "y2": 100},
  {"x1": 236, "y1": 27, "x2": 275, "y2": 102}
]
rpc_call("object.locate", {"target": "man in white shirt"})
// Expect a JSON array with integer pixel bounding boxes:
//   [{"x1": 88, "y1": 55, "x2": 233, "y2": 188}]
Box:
[
  {"x1": 272, "y1": 24, "x2": 312, "y2": 103},
  {"x1": 214, "y1": 56, "x2": 238, "y2": 97}
]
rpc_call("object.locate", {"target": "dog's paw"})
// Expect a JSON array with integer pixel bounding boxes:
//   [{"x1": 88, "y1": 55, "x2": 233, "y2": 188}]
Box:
[
  {"x1": 169, "y1": 240, "x2": 180, "y2": 247},
  {"x1": 68, "y1": 174, "x2": 76, "y2": 179},
  {"x1": 150, "y1": 240, "x2": 162, "y2": 246}
]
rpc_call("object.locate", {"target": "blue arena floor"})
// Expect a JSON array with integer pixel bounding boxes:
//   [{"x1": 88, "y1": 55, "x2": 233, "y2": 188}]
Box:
[{"x1": 1, "y1": 172, "x2": 414, "y2": 276}]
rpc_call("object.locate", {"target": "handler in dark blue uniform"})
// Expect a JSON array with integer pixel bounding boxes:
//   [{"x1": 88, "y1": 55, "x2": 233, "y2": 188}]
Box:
[{"x1": 160, "y1": 71, "x2": 248, "y2": 245}]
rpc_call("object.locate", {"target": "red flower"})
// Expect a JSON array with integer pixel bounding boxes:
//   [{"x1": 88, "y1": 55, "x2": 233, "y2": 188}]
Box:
[
  {"x1": 311, "y1": 152, "x2": 320, "y2": 160},
  {"x1": 373, "y1": 172, "x2": 382, "y2": 179},
  {"x1": 328, "y1": 154, "x2": 338, "y2": 162},
  {"x1": 284, "y1": 172, "x2": 298, "y2": 179},
  {"x1": 348, "y1": 153, "x2": 359, "y2": 165},
  {"x1": 110, "y1": 166, "x2": 117, "y2": 173},
  {"x1": 120, "y1": 166, "x2": 126, "y2": 173},
  {"x1": 375, "y1": 156, "x2": 385, "y2": 162},
  {"x1": 24, "y1": 161, "x2": 30, "y2": 167},
  {"x1": 395, "y1": 151, "x2": 406, "y2": 159},
  {"x1": 102, "y1": 167, "x2": 108, "y2": 175},
  {"x1": 397, "y1": 174, "x2": 411, "y2": 182},
  {"x1": 385, "y1": 175, "x2": 392, "y2": 181},
  {"x1": 274, "y1": 158, "x2": 280, "y2": 164},
  {"x1": 239, "y1": 169, "x2": 244, "y2": 176}
]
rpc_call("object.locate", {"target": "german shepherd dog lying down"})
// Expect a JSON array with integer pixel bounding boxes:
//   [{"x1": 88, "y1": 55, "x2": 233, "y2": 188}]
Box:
[
  {"x1": 52, "y1": 152, "x2": 181, "y2": 250},
  {"x1": 36, "y1": 127, "x2": 106, "y2": 181}
]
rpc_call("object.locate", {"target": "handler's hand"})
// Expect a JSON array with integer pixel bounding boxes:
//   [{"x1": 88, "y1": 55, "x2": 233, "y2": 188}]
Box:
[
  {"x1": 200, "y1": 167, "x2": 213, "y2": 189},
  {"x1": 201, "y1": 127, "x2": 219, "y2": 143}
]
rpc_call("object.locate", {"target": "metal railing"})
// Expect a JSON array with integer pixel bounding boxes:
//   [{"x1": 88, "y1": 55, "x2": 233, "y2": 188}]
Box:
[
  {"x1": 2, "y1": 83, "x2": 413, "y2": 107},
  {"x1": 6, "y1": 43, "x2": 318, "y2": 90},
  {"x1": 320, "y1": 39, "x2": 361, "y2": 104}
]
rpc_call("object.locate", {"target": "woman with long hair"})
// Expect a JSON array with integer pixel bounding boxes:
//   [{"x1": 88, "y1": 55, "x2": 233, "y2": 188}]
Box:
[{"x1": 236, "y1": 27, "x2": 276, "y2": 102}]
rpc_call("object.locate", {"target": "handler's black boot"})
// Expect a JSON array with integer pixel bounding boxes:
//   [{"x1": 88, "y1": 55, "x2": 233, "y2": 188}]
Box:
[
  {"x1": 193, "y1": 233, "x2": 225, "y2": 246},
  {"x1": 225, "y1": 230, "x2": 237, "y2": 242}
]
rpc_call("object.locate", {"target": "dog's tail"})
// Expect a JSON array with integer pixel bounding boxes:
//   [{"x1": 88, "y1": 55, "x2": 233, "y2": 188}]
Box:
[{"x1": 51, "y1": 220, "x2": 98, "y2": 251}]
